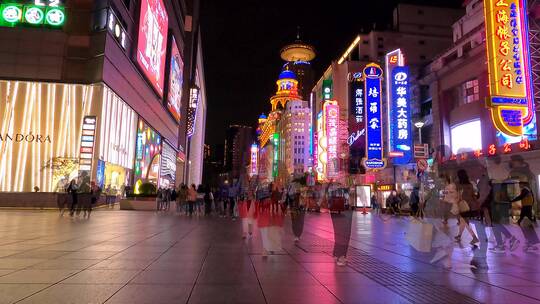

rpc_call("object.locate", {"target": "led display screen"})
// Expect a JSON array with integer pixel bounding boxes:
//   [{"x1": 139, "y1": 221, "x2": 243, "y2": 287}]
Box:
[{"x1": 167, "y1": 37, "x2": 183, "y2": 122}]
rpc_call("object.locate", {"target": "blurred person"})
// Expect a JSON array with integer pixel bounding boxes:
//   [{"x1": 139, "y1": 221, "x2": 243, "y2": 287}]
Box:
[
  {"x1": 156, "y1": 188, "x2": 163, "y2": 211},
  {"x1": 371, "y1": 193, "x2": 380, "y2": 215},
  {"x1": 177, "y1": 184, "x2": 188, "y2": 214},
  {"x1": 187, "y1": 184, "x2": 197, "y2": 216},
  {"x1": 289, "y1": 181, "x2": 305, "y2": 242},
  {"x1": 410, "y1": 186, "x2": 420, "y2": 217},
  {"x1": 454, "y1": 169, "x2": 480, "y2": 246},
  {"x1": 196, "y1": 185, "x2": 205, "y2": 216},
  {"x1": 510, "y1": 179, "x2": 539, "y2": 252},
  {"x1": 204, "y1": 185, "x2": 213, "y2": 215},
  {"x1": 67, "y1": 179, "x2": 79, "y2": 217},
  {"x1": 328, "y1": 182, "x2": 352, "y2": 266}
]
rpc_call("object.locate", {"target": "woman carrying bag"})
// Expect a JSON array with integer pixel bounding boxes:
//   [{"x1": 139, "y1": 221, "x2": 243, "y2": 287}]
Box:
[{"x1": 453, "y1": 170, "x2": 480, "y2": 245}]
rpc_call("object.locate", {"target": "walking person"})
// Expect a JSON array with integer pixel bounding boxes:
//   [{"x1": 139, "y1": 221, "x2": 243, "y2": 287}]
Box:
[
  {"x1": 177, "y1": 184, "x2": 188, "y2": 214},
  {"x1": 327, "y1": 182, "x2": 353, "y2": 266},
  {"x1": 204, "y1": 185, "x2": 213, "y2": 215},
  {"x1": 67, "y1": 179, "x2": 79, "y2": 217},
  {"x1": 86, "y1": 181, "x2": 100, "y2": 218},
  {"x1": 454, "y1": 169, "x2": 480, "y2": 246},
  {"x1": 228, "y1": 180, "x2": 239, "y2": 219},
  {"x1": 423, "y1": 172, "x2": 455, "y2": 269},
  {"x1": 187, "y1": 184, "x2": 197, "y2": 216},
  {"x1": 511, "y1": 178, "x2": 539, "y2": 252},
  {"x1": 196, "y1": 185, "x2": 205, "y2": 216},
  {"x1": 156, "y1": 188, "x2": 163, "y2": 211},
  {"x1": 170, "y1": 187, "x2": 177, "y2": 211},
  {"x1": 410, "y1": 186, "x2": 420, "y2": 217},
  {"x1": 371, "y1": 193, "x2": 380, "y2": 215}
]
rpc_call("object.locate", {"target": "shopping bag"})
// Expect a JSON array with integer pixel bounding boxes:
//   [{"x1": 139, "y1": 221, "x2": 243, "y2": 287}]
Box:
[{"x1": 406, "y1": 219, "x2": 433, "y2": 253}]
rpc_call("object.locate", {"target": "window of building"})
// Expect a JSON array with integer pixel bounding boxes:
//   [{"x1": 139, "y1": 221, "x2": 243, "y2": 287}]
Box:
[
  {"x1": 462, "y1": 79, "x2": 479, "y2": 104},
  {"x1": 363, "y1": 40, "x2": 369, "y2": 45},
  {"x1": 378, "y1": 52, "x2": 384, "y2": 57},
  {"x1": 418, "y1": 9, "x2": 424, "y2": 15},
  {"x1": 419, "y1": 40, "x2": 425, "y2": 45},
  {"x1": 377, "y1": 37, "x2": 384, "y2": 41},
  {"x1": 420, "y1": 55, "x2": 426, "y2": 60},
  {"x1": 378, "y1": 44, "x2": 384, "y2": 49},
  {"x1": 363, "y1": 55, "x2": 369, "y2": 60}
]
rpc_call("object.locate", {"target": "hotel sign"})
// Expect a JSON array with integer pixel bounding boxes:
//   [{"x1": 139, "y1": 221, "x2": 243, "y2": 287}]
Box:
[
  {"x1": 362, "y1": 63, "x2": 386, "y2": 171},
  {"x1": 484, "y1": 0, "x2": 534, "y2": 136}
]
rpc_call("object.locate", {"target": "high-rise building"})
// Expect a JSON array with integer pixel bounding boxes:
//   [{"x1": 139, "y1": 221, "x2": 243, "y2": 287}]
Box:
[{"x1": 224, "y1": 125, "x2": 254, "y2": 180}]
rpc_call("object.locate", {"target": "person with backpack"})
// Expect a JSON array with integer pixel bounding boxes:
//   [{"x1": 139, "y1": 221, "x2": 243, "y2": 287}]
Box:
[{"x1": 511, "y1": 178, "x2": 539, "y2": 252}]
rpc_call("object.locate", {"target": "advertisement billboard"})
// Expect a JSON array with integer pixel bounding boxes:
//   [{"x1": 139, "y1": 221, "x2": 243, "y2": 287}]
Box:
[
  {"x1": 348, "y1": 74, "x2": 365, "y2": 174},
  {"x1": 167, "y1": 37, "x2": 183, "y2": 122},
  {"x1": 389, "y1": 66, "x2": 413, "y2": 165},
  {"x1": 324, "y1": 100, "x2": 339, "y2": 178},
  {"x1": 484, "y1": 0, "x2": 535, "y2": 136},
  {"x1": 136, "y1": 0, "x2": 168, "y2": 96},
  {"x1": 362, "y1": 63, "x2": 386, "y2": 171}
]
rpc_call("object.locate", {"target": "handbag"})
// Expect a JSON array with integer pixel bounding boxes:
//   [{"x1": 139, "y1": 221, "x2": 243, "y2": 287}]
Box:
[{"x1": 406, "y1": 218, "x2": 433, "y2": 253}]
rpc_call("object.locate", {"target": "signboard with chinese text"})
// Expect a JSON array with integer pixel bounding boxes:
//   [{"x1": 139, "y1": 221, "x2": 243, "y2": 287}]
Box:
[
  {"x1": 484, "y1": 0, "x2": 535, "y2": 136},
  {"x1": 390, "y1": 66, "x2": 413, "y2": 165},
  {"x1": 136, "y1": 0, "x2": 168, "y2": 97},
  {"x1": 362, "y1": 63, "x2": 386, "y2": 171},
  {"x1": 167, "y1": 37, "x2": 183, "y2": 122},
  {"x1": 324, "y1": 100, "x2": 339, "y2": 178},
  {"x1": 316, "y1": 112, "x2": 325, "y2": 181},
  {"x1": 250, "y1": 144, "x2": 258, "y2": 177},
  {"x1": 348, "y1": 74, "x2": 365, "y2": 174}
]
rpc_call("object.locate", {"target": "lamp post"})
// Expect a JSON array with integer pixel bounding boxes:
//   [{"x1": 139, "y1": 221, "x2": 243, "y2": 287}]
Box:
[{"x1": 414, "y1": 121, "x2": 425, "y2": 144}]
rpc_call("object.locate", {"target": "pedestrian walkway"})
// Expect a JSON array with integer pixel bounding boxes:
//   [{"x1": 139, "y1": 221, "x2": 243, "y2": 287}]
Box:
[{"x1": 0, "y1": 210, "x2": 538, "y2": 303}]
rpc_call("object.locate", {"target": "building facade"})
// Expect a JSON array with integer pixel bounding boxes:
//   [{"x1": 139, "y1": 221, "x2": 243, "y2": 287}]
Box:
[
  {"x1": 224, "y1": 125, "x2": 253, "y2": 180},
  {"x1": 0, "y1": 0, "x2": 205, "y2": 197},
  {"x1": 419, "y1": 0, "x2": 540, "y2": 190}
]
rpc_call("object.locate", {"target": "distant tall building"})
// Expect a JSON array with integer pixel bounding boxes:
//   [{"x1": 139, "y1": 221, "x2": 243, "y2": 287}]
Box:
[
  {"x1": 224, "y1": 125, "x2": 254, "y2": 180},
  {"x1": 280, "y1": 32, "x2": 316, "y2": 100}
]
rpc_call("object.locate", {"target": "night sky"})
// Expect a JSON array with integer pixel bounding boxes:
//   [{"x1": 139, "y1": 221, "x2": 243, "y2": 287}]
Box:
[{"x1": 200, "y1": 0, "x2": 463, "y2": 146}]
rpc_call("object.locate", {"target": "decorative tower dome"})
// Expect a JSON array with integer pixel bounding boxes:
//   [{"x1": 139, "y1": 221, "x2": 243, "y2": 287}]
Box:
[
  {"x1": 279, "y1": 27, "x2": 316, "y2": 62},
  {"x1": 270, "y1": 67, "x2": 301, "y2": 111}
]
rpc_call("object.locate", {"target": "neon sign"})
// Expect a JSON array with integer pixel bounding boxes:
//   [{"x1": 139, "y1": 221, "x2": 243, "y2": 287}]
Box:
[
  {"x1": 322, "y1": 79, "x2": 333, "y2": 100},
  {"x1": 349, "y1": 74, "x2": 365, "y2": 174},
  {"x1": 316, "y1": 112, "x2": 325, "y2": 181},
  {"x1": 79, "y1": 116, "x2": 97, "y2": 172},
  {"x1": 362, "y1": 63, "x2": 386, "y2": 171},
  {"x1": 0, "y1": 1, "x2": 65, "y2": 27},
  {"x1": 390, "y1": 66, "x2": 413, "y2": 165},
  {"x1": 272, "y1": 133, "x2": 279, "y2": 178},
  {"x1": 324, "y1": 100, "x2": 339, "y2": 178},
  {"x1": 250, "y1": 144, "x2": 258, "y2": 177},
  {"x1": 484, "y1": 0, "x2": 534, "y2": 136}
]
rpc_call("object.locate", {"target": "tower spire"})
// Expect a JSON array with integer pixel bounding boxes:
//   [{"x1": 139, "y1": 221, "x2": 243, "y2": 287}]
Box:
[{"x1": 296, "y1": 26, "x2": 301, "y2": 40}]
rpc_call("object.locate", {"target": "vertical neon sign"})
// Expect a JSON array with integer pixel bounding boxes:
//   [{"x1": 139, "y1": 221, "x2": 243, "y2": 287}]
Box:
[
  {"x1": 484, "y1": 0, "x2": 534, "y2": 136},
  {"x1": 250, "y1": 144, "x2": 258, "y2": 177},
  {"x1": 348, "y1": 73, "x2": 365, "y2": 174},
  {"x1": 272, "y1": 133, "x2": 279, "y2": 178},
  {"x1": 324, "y1": 100, "x2": 339, "y2": 178},
  {"x1": 390, "y1": 66, "x2": 413, "y2": 165},
  {"x1": 362, "y1": 63, "x2": 386, "y2": 171}
]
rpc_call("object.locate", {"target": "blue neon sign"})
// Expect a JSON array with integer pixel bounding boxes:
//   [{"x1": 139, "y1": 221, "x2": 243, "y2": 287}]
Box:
[
  {"x1": 390, "y1": 66, "x2": 413, "y2": 165},
  {"x1": 362, "y1": 63, "x2": 386, "y2": 170}
]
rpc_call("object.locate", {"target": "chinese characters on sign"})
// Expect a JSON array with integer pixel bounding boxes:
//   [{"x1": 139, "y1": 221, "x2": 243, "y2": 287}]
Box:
[
  {"x1": 324, "y1": 100, "x2": 339, "y2": 178},
  {"x1": 390, "y1": 66, "x2": 413, "y2": 165},
  {"x1": 362, "y1": 63, "x2": 386, "y2": 171},
  {"x1": 136, "y1": 0, "x2": 169, "y2": 96},
  {"x1": 250, "y1": 144, "x2": 258, "y2": 177},
  {"x1": 348, "y1": 74, "x2": 365, "y2": 174},
  {"x1": 484, "y1": 0, "x2": 534, "y2": 136}
]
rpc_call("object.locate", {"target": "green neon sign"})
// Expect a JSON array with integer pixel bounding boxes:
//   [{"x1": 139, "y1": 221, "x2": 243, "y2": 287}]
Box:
[
  {"x1": 0, "y1": 3, "x2": 64, "y2": 27},
  {"x1": 2, "y1": 5, "x2": 21, "y2": 23},
  {"x1": 45, "y1": 7, "x2": 64, "y2": 25},
  {"x1": 24, "y1": 6, "x2": 44, "y2": 24},
  {"x1": 272, "y1": 133, "x2": 279, "y2": 178}
]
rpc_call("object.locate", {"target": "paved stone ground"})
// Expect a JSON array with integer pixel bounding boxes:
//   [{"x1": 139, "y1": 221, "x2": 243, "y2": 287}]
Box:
[{"x1": 0, "y1": 208, "x2": 539, "y2": 303}]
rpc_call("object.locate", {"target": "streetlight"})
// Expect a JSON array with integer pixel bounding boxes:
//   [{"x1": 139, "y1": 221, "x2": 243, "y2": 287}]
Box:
[{"x1": 414, "y1": 121, "x2": 425, "y2": 144}]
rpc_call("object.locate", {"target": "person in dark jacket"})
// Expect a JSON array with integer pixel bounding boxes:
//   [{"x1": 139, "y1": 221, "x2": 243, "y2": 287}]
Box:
[
  {"x1": 67, "y1": 179, "x2": 79, "y2": 217},
  {"x1": 410, "y1": 186, "x2": 420, "y2": 217}
]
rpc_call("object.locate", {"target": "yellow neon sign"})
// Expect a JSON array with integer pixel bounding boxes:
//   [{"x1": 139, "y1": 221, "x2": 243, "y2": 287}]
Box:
[{"x1": 484, "y1": 0, "x2": 532, "y2": 136}]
